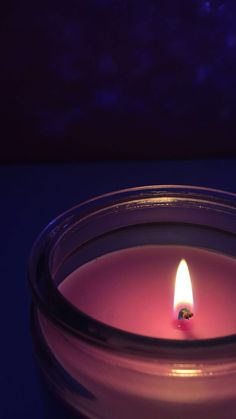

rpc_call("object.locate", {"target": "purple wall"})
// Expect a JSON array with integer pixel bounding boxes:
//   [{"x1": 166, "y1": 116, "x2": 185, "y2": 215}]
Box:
[{"x1": 1, "y1": 1, "x2": 236, "y2": 162}]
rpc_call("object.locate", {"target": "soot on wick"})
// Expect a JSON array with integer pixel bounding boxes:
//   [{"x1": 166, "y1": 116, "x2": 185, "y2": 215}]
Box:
[{"x1": 178, "y1": 307, "x2": 194, "y2": 320}]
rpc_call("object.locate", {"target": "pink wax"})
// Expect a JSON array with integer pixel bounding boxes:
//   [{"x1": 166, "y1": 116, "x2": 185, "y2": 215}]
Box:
[{"x1": 58, "y1": 245, "x2": 236, "y2": 340}]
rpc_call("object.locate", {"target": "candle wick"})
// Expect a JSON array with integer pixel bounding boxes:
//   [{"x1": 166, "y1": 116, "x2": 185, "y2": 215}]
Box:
[{"x1": 178, "y1": 307, "x2": 194, "y2": 320}]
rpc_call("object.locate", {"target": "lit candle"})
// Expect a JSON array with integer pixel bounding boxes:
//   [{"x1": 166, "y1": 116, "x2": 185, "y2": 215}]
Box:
[
  {"x1": 29, "y1": 186, "x2": 236, "y2": 419},
  {"x1": 37, "y1": 245, "x2": 236, "y2": 419},
  {"x1": 173, "y1": 259, "x2": 194, "y2": 331},
  {"x1": 50, "y1": 246, "x2": 236, "y2": 340}
]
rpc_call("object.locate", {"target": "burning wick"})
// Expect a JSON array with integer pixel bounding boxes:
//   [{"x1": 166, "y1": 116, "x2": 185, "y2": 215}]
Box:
[
  {"x1": 173, "y1": 259, "x2": 194, "y2": 328},
  {"x1": 178, "y1": 307, "x2": 194, "y2": 320}
]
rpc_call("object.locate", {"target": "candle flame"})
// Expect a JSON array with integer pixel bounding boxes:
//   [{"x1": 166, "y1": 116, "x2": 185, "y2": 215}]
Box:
[{"x1": 174, "y1": 259, "x2": 193, "y2": 310}]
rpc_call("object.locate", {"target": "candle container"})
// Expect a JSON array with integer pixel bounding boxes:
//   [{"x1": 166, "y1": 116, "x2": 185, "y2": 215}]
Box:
[{"x1": 29, "y1": 186, "x2": 236, "y2": 419}]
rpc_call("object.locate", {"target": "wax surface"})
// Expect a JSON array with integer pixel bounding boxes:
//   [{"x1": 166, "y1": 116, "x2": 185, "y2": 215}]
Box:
[{"x1": 59, "y1": 245, "x2": 236, "y2": 340}]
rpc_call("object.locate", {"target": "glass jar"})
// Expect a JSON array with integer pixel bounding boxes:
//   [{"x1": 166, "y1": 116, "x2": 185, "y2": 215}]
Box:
[{"x1": 29, "y1": 186, "x2": 236, "y2": 419}]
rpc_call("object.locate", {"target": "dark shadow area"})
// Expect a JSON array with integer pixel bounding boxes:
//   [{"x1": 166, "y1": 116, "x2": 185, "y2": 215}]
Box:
[{"x1": 2, "y1": 0, "x2": 236, "y2": 163}]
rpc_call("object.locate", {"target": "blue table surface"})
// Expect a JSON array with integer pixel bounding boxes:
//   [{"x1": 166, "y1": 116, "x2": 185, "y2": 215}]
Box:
[{"x1": 1, "y1": 160, "x2": 236, "y2": 418}]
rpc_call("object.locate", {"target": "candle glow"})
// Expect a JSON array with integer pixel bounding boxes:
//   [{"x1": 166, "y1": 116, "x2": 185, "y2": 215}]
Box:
[{"x1": 174, "y1": 259, "x2": 194, "y2": 319}]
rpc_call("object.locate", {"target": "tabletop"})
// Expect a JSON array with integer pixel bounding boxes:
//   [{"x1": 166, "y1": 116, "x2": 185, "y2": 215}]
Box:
[{"x1": 1, "y1": 160, "x2": 236, "y2": 418}]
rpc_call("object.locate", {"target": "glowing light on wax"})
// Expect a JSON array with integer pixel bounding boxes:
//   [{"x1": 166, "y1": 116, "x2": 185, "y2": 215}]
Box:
[{"x1": 173, "y1": 259, "x2": 194, "y2": 321}]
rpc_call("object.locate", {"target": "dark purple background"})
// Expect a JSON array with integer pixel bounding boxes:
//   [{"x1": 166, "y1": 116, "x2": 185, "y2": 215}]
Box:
[{"x1": 2, "y1": 0, "x2": 236, "y2": 163}]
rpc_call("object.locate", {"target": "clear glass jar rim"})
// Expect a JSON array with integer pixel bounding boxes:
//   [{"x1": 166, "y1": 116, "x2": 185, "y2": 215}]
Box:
[{"x1": 28, "y1": 185, "x2": 236, "y2": 355}]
